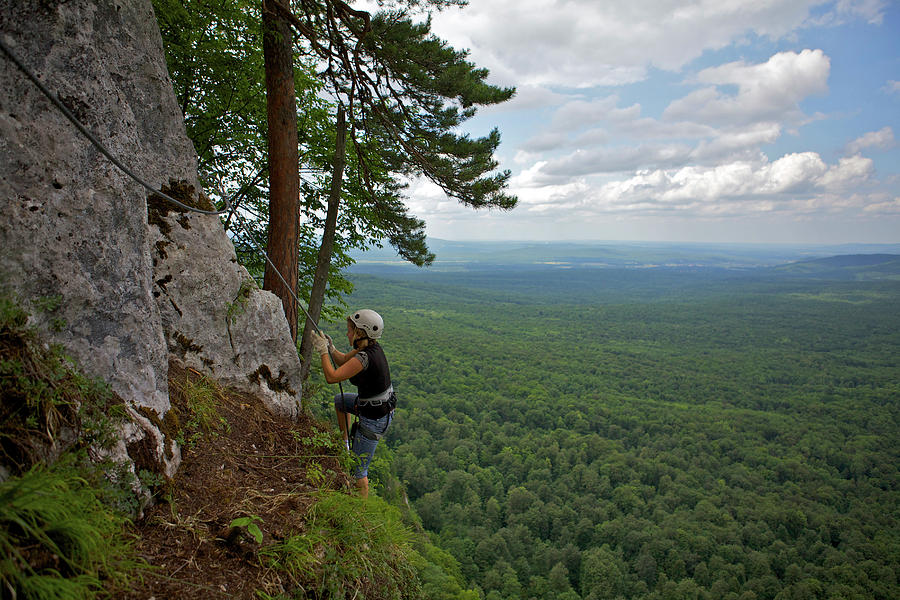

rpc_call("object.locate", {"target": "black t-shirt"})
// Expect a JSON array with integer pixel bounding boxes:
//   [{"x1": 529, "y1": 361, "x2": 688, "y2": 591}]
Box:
[{"x1": 349, "y1": 343, "x2": 392, "y2": 417}]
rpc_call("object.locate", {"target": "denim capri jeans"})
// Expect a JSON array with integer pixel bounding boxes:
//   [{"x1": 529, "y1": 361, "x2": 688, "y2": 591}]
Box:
[{"x1": 334, "y1": 392, "x2": 392, "y2": 479}]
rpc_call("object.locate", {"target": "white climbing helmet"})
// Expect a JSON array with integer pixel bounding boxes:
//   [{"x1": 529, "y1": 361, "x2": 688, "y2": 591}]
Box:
[{"x1": 350, "y1": 309, "x2": 384, "y2": 340}]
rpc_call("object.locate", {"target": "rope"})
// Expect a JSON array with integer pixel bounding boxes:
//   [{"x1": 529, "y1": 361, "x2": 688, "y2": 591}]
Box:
[
  {"x1": 227, "y1": 209, "x2": 324, "y2": 335},
  {"x1": 1, "y1": 34, "x2": 340, "y2": 364},
  {"x1": 220, "y1": 192, "x2": 346, "y2": 410},
  {"x1": 4, "y1": 25, "x2": 368, "y2": 469},
  {"x1": 0, "y1": 36, "x2": 230, "y2": 216}
]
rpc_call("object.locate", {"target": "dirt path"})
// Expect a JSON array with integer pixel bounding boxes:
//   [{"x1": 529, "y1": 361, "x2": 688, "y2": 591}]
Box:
[{"x1": 117, "y1": 363, "x2": 350, "y2": 599}]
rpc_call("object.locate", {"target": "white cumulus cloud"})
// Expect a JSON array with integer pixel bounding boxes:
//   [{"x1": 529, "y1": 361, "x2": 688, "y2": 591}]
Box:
[
  {"x1": 427, "y1": 0, "x2": 837, "y2": 88},
  {"x1": 863, "y1": 197, "x2": 900, "y2": 214},
  {"x1": 663, "y1": 50, "x2": 830, "y2": 125},
  {"x1": 845, "y1": 127, "x2": 895, "y2": 154},
  {"x1": 690, "y1": 124, "x2": 783, "y2": 163},
  {"x1": 508, "y1": 153, "x2": 875, "y2": 219},
  {"x1": 538, "y1": 144, "x2": 694, "y2": 179}
]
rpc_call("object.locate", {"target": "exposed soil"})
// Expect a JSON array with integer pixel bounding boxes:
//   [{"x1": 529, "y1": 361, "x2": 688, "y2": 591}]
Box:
[{"x1": 115, "y1": 362, "x2": 351, "y2": 599}]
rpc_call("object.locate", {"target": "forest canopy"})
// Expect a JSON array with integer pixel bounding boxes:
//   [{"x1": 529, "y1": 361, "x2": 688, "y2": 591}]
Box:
[
  {"x1": 150, "y1": 1, "x2": 898, "y2": 597},
  {"x1": 318, "y1": 262, "x2": 900, "y2": 600}
]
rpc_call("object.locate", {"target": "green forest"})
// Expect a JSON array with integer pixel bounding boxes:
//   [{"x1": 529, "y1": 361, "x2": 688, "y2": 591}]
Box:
[
  {"x1": 144, "y1": 10, "x2": 900, "y2": 596},
  {"x1": 5, "y1": 0, "x2": 898, "y2": 598},
  {"x1": 309, "y1": 261, "x2": 899, "y2": 600}
]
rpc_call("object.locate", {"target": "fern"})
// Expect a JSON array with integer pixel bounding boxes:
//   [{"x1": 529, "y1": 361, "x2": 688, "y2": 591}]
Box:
[{"x1": 0, "y1": 455, "x2": 141, "y2": 597}]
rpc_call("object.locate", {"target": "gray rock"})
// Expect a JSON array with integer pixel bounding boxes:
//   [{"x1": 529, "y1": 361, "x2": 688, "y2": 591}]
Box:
[
  {"x1": 149, "y1": 187, "x2": 302, "y2": 420},
  {"x1": 0, "y1": 0, "x2": 302, "y2": 491}
]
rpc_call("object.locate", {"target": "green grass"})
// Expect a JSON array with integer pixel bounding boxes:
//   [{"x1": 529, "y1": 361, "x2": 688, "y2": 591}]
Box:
[
  {"x1": 0, "y1": 460, "x2": 143, "y2": 599},
  {"x1": 170, "y1": 371, "x2": 229, "y2": 447},
  {"x1": 0, "y1": 293, "x2": 145, "y2": 598},
  {"x1": 260, "y1": 491, "x2": 422, "y2": 599}
]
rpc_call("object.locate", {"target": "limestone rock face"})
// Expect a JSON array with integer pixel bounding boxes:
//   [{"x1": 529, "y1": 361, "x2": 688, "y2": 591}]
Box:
[
  {"x1": 150, "y1": 191, "x2": 303, "y2": 419},
  {"x1": 0, "y1": 0, "x2": 301, "y2": 484}
]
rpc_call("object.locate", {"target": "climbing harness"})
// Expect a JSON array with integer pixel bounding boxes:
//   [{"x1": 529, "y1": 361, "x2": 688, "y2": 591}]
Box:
[
  {"x1": 358, "y1": 384, "x2": 394, "y2": 407},
  {"x1": 349, "y1": 390, "x2": 395, "y2": 446},
  {"x1": 350, "y1": 376, "x2": 396, "y2": 447}
]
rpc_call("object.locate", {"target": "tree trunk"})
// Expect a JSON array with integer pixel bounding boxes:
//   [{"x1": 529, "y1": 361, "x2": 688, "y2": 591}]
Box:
[
  {"x1": 262, "y1": 0, "x2": 300, "y2": 341},
  {"x1": 299, "y1": 105, "x2": 347, "y2": 381}
]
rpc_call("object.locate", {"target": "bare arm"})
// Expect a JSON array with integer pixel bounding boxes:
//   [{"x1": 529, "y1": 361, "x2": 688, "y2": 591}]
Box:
[
  {"x1": 328, "y1": 346, "x2": 359, "y2": 366},
  {"x1": 321, "y1": 351, "x2": 363, "y2": 384}
]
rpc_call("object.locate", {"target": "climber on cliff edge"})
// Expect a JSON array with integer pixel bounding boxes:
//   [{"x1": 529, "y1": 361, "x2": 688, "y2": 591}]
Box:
[{"x1": 311, "y1": 309, "x2": 395, "y2": 498}]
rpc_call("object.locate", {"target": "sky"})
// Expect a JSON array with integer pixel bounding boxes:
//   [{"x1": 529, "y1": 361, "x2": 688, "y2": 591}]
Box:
[{"x1": 374, "y1": 0, "x2": 900, "y2": 244}]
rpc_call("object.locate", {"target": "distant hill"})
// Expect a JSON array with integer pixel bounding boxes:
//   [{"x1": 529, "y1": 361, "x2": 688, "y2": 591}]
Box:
[
  {"x1": 774, "y1": 254, "x2": 900, "y2": 280},
  {"x1": 350, "y1": 239, "x2": 900, "y2": 273}
]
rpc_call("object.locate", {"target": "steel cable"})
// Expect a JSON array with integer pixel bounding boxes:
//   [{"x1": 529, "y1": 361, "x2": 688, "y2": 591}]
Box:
[
  {"x1": 0, "y1": 36, "x2": 230, "y2": 216},
  {"x1": 1, "y1": 35, "x2": 340, "y2": 363}
]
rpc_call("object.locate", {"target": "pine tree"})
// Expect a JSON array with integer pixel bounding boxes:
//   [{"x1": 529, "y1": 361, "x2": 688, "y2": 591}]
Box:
[
  {"x1": 153, "y1": 0, "x2": 517, "y2": 354},
  {"x1": 278, "y1": 0, "x2": 518, "y2": 373}
]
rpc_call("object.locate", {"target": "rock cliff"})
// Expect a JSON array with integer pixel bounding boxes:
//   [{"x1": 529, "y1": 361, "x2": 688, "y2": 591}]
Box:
[{"x1": 0, "y1": 0, "x2": 302, "y2": 487}]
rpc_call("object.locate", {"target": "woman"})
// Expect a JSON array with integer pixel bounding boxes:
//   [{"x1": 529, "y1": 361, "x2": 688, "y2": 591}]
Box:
[{"x1": 312, "y1": 309, "x2": 394, "y2": 498}]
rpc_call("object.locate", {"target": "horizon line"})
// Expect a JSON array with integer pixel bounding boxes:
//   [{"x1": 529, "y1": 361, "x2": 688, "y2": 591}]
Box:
[{"x1": 419, "y1": 238, "x2": 900, "y2": 247}]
